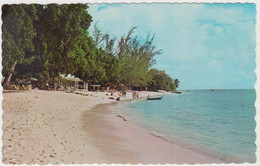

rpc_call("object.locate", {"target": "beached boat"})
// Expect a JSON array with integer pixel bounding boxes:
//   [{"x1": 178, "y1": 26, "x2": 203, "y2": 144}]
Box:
[
  {"x1": 172, "y1": 91, "x2": 182, "y2": 94},
  {"x1": 147, "y1": 96, "x2": 163, "y2": 100}
]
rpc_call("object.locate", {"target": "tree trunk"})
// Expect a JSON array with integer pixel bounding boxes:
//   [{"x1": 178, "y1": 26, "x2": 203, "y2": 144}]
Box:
[{"x1": 4, "y1": 60, "x2": 18, "y2": 88}]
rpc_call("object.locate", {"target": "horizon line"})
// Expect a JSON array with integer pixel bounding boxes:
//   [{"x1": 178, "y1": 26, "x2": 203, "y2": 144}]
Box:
[{"x1": 179, "y1": 88, "x2": 255, "y2": 91}]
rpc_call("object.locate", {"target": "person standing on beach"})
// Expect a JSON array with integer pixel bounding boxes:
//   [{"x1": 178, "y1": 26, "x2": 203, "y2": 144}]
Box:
[
  {"x1": 111, "y1": 89, "x2": 114, "y2": 96},
  {"x1": 123, "y1": 90, "x2": 126, "y2": 98}
]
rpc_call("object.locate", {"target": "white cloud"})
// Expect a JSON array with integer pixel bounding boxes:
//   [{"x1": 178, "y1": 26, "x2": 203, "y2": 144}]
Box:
[{"x1": 88, "y1": 3, "x2": 256, "y2": 89}]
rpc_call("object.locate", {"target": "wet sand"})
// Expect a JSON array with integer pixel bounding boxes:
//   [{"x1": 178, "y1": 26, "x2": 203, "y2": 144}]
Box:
[{"x1": 82, "y1": 102, "x2": 224, "y2": 164}]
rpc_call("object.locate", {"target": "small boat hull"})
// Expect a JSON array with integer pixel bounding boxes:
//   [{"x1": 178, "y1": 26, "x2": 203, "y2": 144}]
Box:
[
  {"x1": 147, "y1": 96, "x2": 163, "y2": 100},
  {"x1": 172, "y1": 91, "x2": 182, "y2": 94}
]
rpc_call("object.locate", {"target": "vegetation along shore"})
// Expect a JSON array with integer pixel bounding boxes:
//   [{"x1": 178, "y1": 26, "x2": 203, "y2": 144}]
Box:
[{"x1": 2, "y1": 4, "x2": 179, "y2": 92}]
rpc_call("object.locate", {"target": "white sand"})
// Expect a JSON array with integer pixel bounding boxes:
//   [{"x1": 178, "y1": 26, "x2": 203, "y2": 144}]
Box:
[
  {"x1": 3, "y1": 90, "x2": 111, "y2": 164},
  {"x1": 2, "y1": 90, "x2": 223, "y2": 164}
]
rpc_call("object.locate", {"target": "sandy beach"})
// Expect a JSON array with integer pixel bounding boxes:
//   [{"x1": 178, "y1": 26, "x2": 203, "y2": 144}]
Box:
[{"x1": 2, "y1": 90, "x2": 223, "y2": 164}]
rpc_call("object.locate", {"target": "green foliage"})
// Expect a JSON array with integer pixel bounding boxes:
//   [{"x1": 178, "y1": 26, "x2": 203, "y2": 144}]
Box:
[
  {"x1": 116, "y1": 27, "x2": 162, "y2": 87},
  {"x1": 2, "y1": 4, "x2": 179, "y2": 91},
  {"x1": 2, "y1": 4, "x2": 38, "y2": 85},
  {"x1": 174, "y1": 79, "x2": 180, "y2": 88},
  {"x1": 89, "y1": 24, "x2": 120, "y2": 85},
  {"x1": 34, "y1": 4, "x2": 92, "y2": 77},
  {"x1": 148, "y1": 69, "x2": 176, "y2": 91}
]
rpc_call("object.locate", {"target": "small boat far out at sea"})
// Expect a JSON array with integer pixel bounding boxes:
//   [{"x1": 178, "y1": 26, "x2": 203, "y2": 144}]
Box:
[{"x1": 147, "y1": 96, "x2": 163, "y2": 100}]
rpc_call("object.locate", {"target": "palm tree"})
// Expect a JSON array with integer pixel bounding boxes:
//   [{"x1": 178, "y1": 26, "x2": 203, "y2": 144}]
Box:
[{"x1": 174, "y1": 79, "x2": 180, "y2": 88}]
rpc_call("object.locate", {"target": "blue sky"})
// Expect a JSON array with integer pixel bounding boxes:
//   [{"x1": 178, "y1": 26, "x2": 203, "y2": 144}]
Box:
[{"x1": 88, "y1": 3, "x2": 256, "y2": 90}]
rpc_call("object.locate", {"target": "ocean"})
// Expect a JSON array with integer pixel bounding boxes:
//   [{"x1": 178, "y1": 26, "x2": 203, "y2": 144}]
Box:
[{"x1": 113, "y1": 89, "x2": 256, "y2": 163}]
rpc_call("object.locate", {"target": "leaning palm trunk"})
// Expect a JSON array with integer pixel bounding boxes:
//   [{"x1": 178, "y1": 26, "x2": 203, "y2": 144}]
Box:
[{"x1": 3, "y1": 60, "x2": 18, "y2": 88}]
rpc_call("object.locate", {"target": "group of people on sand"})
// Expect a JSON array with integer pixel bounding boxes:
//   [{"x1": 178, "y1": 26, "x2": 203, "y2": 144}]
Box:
[
  {"x1": 110, "y1": 89, "x2": 127, "y2": 98},
  {"x1": 110, "y1": 89, "x2": 140, "y2": 99},
  {"x1": 132, "y1": 91, "x2": 139, "y2": 99}
]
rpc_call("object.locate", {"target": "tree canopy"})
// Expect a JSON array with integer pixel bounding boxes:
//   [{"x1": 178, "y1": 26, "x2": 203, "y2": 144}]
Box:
[
  {"x1": 2, "y1": 4, "x2": 179, "y2": 91},
  {"x1": 116, "y1": 27, "x2": 162, "y2": 87},
  {"x1": 147, "y1": 69, "x2": 176, "y2": 91},
  {"x1": 2, "y1": 4, "x2": 38, "y2": 87}
]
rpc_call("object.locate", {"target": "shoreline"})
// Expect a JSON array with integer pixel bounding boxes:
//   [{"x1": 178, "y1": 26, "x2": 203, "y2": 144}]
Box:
[
  {"x1": 106, "y1": 99, "x2": 238, "y2": 163},
  {"x1": 82, "y1": 97, "x2": 225, "y2": 164},
  {"x1": 3, "y1": 90, "x2": 224, "y2": 164}
]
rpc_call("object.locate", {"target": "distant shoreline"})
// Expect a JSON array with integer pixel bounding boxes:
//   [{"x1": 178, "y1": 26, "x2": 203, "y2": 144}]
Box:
[{"x1": 179, "y1": 88, "x2": 255, "y2": 91}]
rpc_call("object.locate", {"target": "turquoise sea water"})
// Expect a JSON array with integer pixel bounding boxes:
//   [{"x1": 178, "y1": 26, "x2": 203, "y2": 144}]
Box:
[{"x1": 114, "y1": 89, "x2": 256, "y2": 163}]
